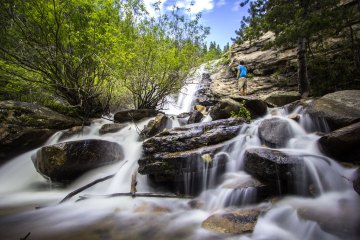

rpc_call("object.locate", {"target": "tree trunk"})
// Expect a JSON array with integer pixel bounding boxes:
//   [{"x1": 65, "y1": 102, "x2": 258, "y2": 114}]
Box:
[{"x1": 297, "y1": 36, "x2": 310, "y2": 98}]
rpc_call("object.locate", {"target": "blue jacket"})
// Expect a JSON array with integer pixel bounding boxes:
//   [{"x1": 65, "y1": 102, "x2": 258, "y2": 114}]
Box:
[{"x1": 237, "y1": 65, "x2": 247, "y2": 78}]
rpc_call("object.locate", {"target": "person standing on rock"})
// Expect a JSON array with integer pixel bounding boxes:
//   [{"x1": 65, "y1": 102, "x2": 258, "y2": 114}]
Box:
[{"x1": 237, "y1": 60, "x2": 248, "y2": 95}]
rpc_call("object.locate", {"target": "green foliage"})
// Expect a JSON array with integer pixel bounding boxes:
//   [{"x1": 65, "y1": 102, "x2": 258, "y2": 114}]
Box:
[
  {"x1": 230, "y1": 101, "x2": 251, "y2": 121},
  {"x1": 0, "y1": 0, "x2": 210, "y2": 115}
]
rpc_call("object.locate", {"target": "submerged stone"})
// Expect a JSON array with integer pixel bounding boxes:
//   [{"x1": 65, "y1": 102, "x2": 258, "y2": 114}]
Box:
[
  {"x1": 114, "y1": 109, "x2": 159, "y2": 123},
  {"x1": 258, "y1": 117, "x2": 294, "y2": 148}
]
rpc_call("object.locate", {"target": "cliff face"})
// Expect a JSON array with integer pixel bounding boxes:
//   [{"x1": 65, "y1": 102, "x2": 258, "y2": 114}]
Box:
[{"x1": 209, "y1": 32, "x2": 299, "y2": 102}]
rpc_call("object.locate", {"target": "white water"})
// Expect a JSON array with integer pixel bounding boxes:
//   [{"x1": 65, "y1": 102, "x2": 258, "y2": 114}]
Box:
[{"x1": 0, "y1": 68, "x2": 359, "y2": 239}]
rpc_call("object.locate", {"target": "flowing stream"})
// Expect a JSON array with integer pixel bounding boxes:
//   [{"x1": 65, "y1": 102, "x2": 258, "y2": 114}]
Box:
[{"x1": 0, "y1": 67, "x2": 359, "y2": 240}]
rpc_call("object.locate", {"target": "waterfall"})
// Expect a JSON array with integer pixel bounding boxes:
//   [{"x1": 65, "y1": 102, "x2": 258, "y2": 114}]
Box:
[{"x1": 0, "y1": 65, "x2": 359, "y2": 240}]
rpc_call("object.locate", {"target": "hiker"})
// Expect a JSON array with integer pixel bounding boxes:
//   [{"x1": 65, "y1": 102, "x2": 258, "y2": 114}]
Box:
[{"x1": 237, "y1": 60, "x2": 248, "y2": 95}]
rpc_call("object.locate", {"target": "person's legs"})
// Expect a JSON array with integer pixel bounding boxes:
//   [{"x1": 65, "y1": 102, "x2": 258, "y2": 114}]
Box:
[
  {"x1": 238, "y1": 77, "x2": 246, "y2": 95},
  {"x1": 243, "y1": 78, "x2": 248, "y2": 95}
]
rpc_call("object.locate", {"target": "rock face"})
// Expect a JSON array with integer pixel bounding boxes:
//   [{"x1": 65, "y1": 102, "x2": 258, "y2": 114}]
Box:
[
  {"x1": 243, "y1": 148, "x2": 308, "y2": 195},
  {"x1": 318, "y1": 121, "x2": 360, "y2": 163},
  {"x1": 258, "y1": 118, "x2": 295, "y2": 148},
  {"x1": 139, "y1": 113, "x2": 170, "y2": 140},
  {"x1": 295, "y1": 90, "x2": 360, "y2": 130},
  {"x1": 201, "y1": 207, "x2": 262, "y2": 234},
  {"x1": 32, "y1": 139, "x2": 124, "y2": 182},
  {"x1": 138, "y1": 118, "x2": 245, "y2": 195},
  {"x1": 0, "y1": 101, "x2": 82, "y2": 163},
  {"x1": 114, "y1": 109, "x2": 159, "y2": 123}
]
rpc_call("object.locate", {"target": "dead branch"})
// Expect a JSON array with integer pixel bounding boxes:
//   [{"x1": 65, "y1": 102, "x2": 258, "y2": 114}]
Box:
[{"x1": 59, "y1": 160, "x2": 128, "y2": 204}]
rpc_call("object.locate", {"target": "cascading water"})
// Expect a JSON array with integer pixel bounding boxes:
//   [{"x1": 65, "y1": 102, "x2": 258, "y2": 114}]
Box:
[{"x1": 0, "y1": 65, "x2": 359, "y2": 240}]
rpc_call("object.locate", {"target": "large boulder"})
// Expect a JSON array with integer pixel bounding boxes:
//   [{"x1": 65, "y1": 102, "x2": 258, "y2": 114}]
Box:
[
  {"x1": 114, "y1": 109, "x2": 159, "y2": 123},
  {"x1": 0, "y1": 101, "x2": 82, "y2": 163},
  {"x1": 209, "y1": 98, "x2": 242, "y2": 120},
  {"x1": 264, "y1": 91, "x2": 301, "y2": 107},
  {"x1": 318, "y1": 121, "x2": 360, "y2": 163},
  {"x1": 243, "y1": 148, "x2": 309, "y2": 195},
  {"x1": 231, "y1": 96, "x2": 268, "y2": 119},
  {"x1": 201, "y1": 207, "x2": 263, "y2": 234},
  {"x1": 139, "y1": 118, "x2": 245, "y2": 195},
  {"x1": 258, "y1": 117, "x2": 295, "y2": 148},
  {"x1": 290, "y1": 90, "x2": 360, "y2": 130},
  {"x1": 139, "y1": 113, "x2": 170, "y2": 140},
  {"x1": 32, "y1": 139, "x2": 124, "y2": 182}
]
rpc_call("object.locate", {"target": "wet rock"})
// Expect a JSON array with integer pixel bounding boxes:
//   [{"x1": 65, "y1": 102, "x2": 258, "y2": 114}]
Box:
[
  {"x1": 32, "y1": 139, "x2": 124, "y2": 182},
  {"x1": 187, "y1": 110, "x2": 203, "y2": 124},
  {"x1": 209, "y1": 98, "x2": 242, "y2": 120},
  {"x1": 243, "y1": 148, "x2": 306, "y2": 195},
  {"x1": 353, "y1": 168, "x2": 360, "y2": 195},
  {"x1": 202, "y1": 207, "x2": 262, "y2": 234},
  {"x1": 231, "y1": 96, "x2": 268, "y2": 119},
  {"x1": 288, "y1": 114, "x2": 300, "y2": 122},
  {"x1": 114, "y1": 109, "x2": 159, "y2": 123},
  {"x1": 289, "y1": 90, "x2": 360, "y2": 130},
  {"x1": 258, "y1": 117, "x2": 294, "y2": 148},
  {"x1": 265, "y1": 91, "x2": 301, "y2": 107},
  {"x1": 99, "y1": 123, "x2": 128, "y2": 135},
  {"x1": 59, "y1": 126, "x2": 86, "y2": 141},
  {"x1": 139, "y1": 118, "x2": 245, "y2": 195},
  {"x1": 318, "y1": 121, "x2": 360, "y2": 163},
  {"x1": 0, "y1": 101, "x2": 82, "y2": 163},
  {"x1": 142, "y1": 118, "x2": 245, "y2": 154},
  {"x1": 297, "y1": 197, "x2": 360, "y2": 239},
  {"x1": 139, "y1": 114, "x2": 170, "y2": 140},
  {"x1": 194, "y1": 105, "x2": 206, "y2": 113}
]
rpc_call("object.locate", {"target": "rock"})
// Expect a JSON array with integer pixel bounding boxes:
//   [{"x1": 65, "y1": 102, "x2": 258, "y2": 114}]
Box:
[
  {"x1": 194, "y1": 105, "x2": 206, "y2": 113},
  {"x1": 139, "y1": 113, "x2": 170, "y2": 140},
  {"x1": 297, "y1": 197, "x2": 360, "y2": 239},
  {"x1": 265, "y1": 91, "x2": 301, "y2": 107},
  {"x1": 292, "y1": 90, "x2": 360, "y2": 130},
  {"x1": 138, "y1": 118, "x2": 245, "y2": 195},
  {"x1": 258, "y1": 117, "x2": 295, "y2": 148},
  {"x1": 59, "y1": 126, "x2": 87, "y2": 141},
  {"x1": 318, "y1": 122, "x2": 360, "y2": 162},
  {"x1": 353, "y1": 168, "x2": 360, "y2": 195},
  {"x1": 243, "y1": 148, "x2": 308, "y2": 195},
  {"x1": 0, "y1": 101, "x2": 82, "y2": 162},
  {"x1": 288, "y1": 114, "x2": 300, "y2": 122},
  {"x1": 231, "y1": 96, "x2": 268, "y2": 119},
  {"x1": 32, "y1": 139, "x2": 124, "y2": 182},
  {"x1": 99, "y1": 123, "x2": 128, "y2": 135},
  {"x1": 201, "y1": 207, "x2": 262, "y2": 234},
  {"x1": 209, "y1": 98, "x2": 242, "y2": 120},
  {"x1": 187, "y1": 111, "x2": 203, "y2": 124},
  {"x1": 142, "y1": 118, "x2": 245, "y2": 154},
  {"x1": 114, "y1": 109, "x2": 159, "y2": 123}
]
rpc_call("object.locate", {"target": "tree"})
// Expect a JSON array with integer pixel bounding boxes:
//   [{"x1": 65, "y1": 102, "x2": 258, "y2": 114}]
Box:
[
  {"x1": 117, "y1": 7, "x2": 209, "y2": 109},
  {"x1": 0, "y1": 0, "x2": 137, "y2": 117}
]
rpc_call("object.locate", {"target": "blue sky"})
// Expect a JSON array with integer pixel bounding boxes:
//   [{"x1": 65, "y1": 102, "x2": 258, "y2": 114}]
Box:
[{"x1": 143, "y1": 0, "x2": 249, "y2": 49}]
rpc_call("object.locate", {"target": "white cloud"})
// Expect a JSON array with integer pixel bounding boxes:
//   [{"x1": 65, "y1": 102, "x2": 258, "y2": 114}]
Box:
[
  {"x1": 143, "y1": 0, "x2": 215, "y2": 17},
  {"x1": 142, "y1": 0, "x2": 166, "y2": 17},
  {"x1": 216, "y1": 0, "x2": 226, "y2": 7},
  {"x1": 232, "y1": 0, "x2": 241, "y2": 11}
]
